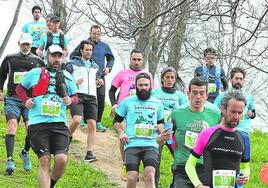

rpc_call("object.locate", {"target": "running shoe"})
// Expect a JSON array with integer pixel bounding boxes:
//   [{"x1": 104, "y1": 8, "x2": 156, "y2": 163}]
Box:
[
  {"x1": 121, "y1": 164, "x2": 127, "y2": 181},
  {"x1": 19, "y1": 149, "x2": 32, "y2": 171},
  {"x1": 85, "y1": 151, "x2": 97, "y2": 163},
  {"x1": 96, "y1": 122, "x2": 107, "y2": 132},
  {"x1": 6, "y1": 158, "x2": 14, "y2": 175}
]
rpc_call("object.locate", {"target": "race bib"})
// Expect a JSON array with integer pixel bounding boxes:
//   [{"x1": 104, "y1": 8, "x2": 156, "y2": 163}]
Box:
[
  {"x1": 208, "y1": 83, "x2": 217, "y2": 93},
  {"x1": 41, "y1": 101, "x2": 61, "y2": 117},
  {"x1": 213, "y1": 170, "x2": 236, "y2": 188},
  {"x1": 13, "y1": 72, "x2": 26, "y2": 84},
  {"x1": 164, "y1": 110, "x2": 171, "y2": 122},
  {"x1": 184, "y1": 131, "x2": 198, "y2": 149},
  {"x1": 134, "y1": 124, "x2": 153, "y2": 139}
]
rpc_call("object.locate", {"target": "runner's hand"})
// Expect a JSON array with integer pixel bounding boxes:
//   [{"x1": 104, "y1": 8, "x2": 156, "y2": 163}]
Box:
[
  {"x1": 119, "y1": 132, "x2": 129, "y2": 145},
  {"x1": 196, "y1": 184, "x2": 209, "y2": 188},
  {"x1": 110, "y1": 104, "x2": 118, "y2": 117},
  {"x1": 63, "y1": 96, "x2": 72, "y2": 106},
  {"x1": 0, "y1": 92, "x2": 3, "y2": 101},
  {"x1": 25, "y1": 98, "x2": 34, "y2": 108},
  {"x1": 247, "y1": 110, "x2": 253, "y2": 118},
  {"x1": 36, "y1": 49, "x2": 44, "y2": 58},
  {"x1": 155, "y1": 123, "x2": 164, "y2": 134},
  {"x1": 103, "y1": 67, "x2": 110, "y2": 75},
  {"x1": 76, "y1": 78, "x2": 84, "y2": 85},
  {"x1": 236, "y1": 175, "x2": 249, "y2": 185}
]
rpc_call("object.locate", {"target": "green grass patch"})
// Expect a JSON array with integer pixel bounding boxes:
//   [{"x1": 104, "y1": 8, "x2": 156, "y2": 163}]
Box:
[{"x1": 0, "y1": 103, "x2": 117, "y2": 187}]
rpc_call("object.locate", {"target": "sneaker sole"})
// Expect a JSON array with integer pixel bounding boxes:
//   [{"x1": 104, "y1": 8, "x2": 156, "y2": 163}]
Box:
[
  {"x1": 6, "y1": 168, "x2": 14, "y2": 175},
  {"x1": 85, "y1": 158, "x2": 97, "y2": 163},
  {"x1": 97, "y1": 129, "x2": 106, "y2": 132}
]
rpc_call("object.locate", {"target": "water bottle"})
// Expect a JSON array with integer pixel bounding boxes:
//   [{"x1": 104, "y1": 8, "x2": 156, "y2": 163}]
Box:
[{"x1": 164, "y1": 118, "x2": 173, "y2": 145}]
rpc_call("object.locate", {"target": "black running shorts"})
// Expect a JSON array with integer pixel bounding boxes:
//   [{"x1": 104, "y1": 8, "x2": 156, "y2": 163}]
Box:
[
  {"x1": 70, "y1": 93, "x2": 97, "y2": 121},
  {"x1": 27, "y1": 122, "x2": 70, "y2": 158}
]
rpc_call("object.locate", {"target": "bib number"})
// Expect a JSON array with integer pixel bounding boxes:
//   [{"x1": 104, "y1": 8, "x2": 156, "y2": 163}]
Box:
[
  {"x1": 213, "y1": 170, "x2": 236, "y2": 188},
  {"x1": 208, "y1": 83, "x2": 217, "y2": 93},
  {"x1": 14, "y1": 72, "x2": 26, "y2": 84},
  {"x1": 41, "y1": 101, "x2": 61, "y2": 117},
  {"x1": 184, "y1": 131, "x2": 198, "y2": 149},
  {"x1": 134, "y1": 124, "x2": 153, "y2": 139}
]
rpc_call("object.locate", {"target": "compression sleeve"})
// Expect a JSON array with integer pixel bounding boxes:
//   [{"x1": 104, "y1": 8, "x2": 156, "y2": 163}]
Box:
[
  {"x1": 240, "y1": 162, "x2": 250, "y2": 176},
  {"x1": 109, "y1": 85, "x2": 118, "y2": 106},
  {"x1": 185, "y1": 154, "x2": 203, "y2": 187},
  {"x1": 113, "y1": 113, "x2": 124, "y2": 124}
]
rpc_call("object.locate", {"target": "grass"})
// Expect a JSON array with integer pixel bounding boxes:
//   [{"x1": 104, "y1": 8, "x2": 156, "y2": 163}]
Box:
[
  {"x1": 0, "y1": 102, "x2": 117, "y2": 188},
  {"x1": 0, "y1": 102, "x2": 267, "y2": 187}
]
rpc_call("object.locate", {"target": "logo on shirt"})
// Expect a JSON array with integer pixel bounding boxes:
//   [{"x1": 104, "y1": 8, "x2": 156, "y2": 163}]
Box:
[{"x1": 224, "y1": 136, "x2": 235, "y2": 141}]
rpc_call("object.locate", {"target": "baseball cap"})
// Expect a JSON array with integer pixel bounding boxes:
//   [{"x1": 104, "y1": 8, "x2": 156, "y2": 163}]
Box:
[
  {"x1": 48, "y1": 45, "x2": 63, "y2": 54},
  {"x1": 135, "y1": 72, "x2": 151, "y2": 83},
  {"x1": 19, "y1": 33, "x2": 32, "y2": 44},
  {"x1": 51, "y1": 15, "x2": 61, "y2": 22}
]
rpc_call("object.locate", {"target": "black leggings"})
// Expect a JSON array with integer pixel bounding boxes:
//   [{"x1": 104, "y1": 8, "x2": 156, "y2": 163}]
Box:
[{"x1": 97, "y1": 78, "x2": 105, "y2": 122}]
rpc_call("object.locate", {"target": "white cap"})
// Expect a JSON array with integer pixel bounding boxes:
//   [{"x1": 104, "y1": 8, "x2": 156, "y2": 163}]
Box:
[
  {"x1": 48, "y1": 45, "x2": 63, "y2": 54},
  {"x1": 19, "y1": 33, "x2": 32, "y2": 44}
]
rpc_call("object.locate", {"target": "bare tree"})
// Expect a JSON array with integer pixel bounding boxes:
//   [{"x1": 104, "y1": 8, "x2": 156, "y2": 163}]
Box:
[{"x1": 0, "y1": 0, "x2": 23, "y2": 59}]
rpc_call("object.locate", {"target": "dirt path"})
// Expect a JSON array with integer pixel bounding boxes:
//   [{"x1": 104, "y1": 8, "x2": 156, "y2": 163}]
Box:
[{"x1": 69, "y1": 127, "x2": 144, "y2": 188}]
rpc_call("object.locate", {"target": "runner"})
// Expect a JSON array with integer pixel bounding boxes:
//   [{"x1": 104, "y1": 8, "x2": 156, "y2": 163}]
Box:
[
  {"x1": 170, "y1": 77, "x2": 221, "y2": 188},
  {"x1": 16, "y1": 45, "x2": 78, "y2": 188},
  {"x1": 0, "y1": 33, "x2": 44, "y2": 175},
  {"x1": 70, "y1": 25, "x2": 115, "y2": 132},
  {"x1": 194, "y1": 48, "x2": 228, "y2": 103},
  {"x1": 214, "y1": 67, "x2": 256, "y2": 134},
  {"x1": 66, "y1": 40, "x2": 103, "y2": 162},
  {"x1": 260, "y1": 163, "x2": 268, "y2": 185},
  {"x1": 22, "y1": 5, "x2": 47, "y2": 55},
  {"x1": 113, "y1": 72, "x2": 164, "y2": 188},
  {"x1": 185, "y1": 89, "x2": 250, "y2": 188},
  {"x1": 36, "y1": 15, "x2": 69, "y2": 64},
  {"x1": 108, "y1": 49, "x2": 154, "y2": 181},
  {"x1": 151, "y1": 66, "x2": 188, "y2": 187}
]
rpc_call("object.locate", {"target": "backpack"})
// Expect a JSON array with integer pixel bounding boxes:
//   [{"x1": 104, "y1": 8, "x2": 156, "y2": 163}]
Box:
[
  {"x1": 202, "y1": 65, "x2": 221, "y2": 89},
  {"x1": 32, "y1": 67, "x2": 50, "y2": 97},
  {"x1": 32, "y1": 67, "x2": 67, "y2": 97},
  {"x1": 45, "y1": 32, "x2": 64, "y2": 51}
]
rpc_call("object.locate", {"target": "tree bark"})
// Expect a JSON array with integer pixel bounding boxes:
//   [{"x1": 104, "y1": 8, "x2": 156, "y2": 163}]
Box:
[{"x1": 0, "y1": 0, "x2": 23, "y2": 59}]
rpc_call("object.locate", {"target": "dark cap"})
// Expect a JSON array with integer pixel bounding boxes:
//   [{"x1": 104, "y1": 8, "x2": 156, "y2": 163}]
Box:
[
  {"x1": 135, "y1": 72, "x2": 151, "y2": 84},
  {"x1": 51, "y1": 15, "x2": 61, "y2": 22}
]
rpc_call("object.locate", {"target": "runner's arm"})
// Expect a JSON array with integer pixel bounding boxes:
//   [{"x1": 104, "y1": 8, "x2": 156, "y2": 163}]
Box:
[
  {"x1": 0, "y1": 56, "x2": 9, "y2": 92},
  {"x1": 221, "y1": 69, "x2": 228, "y2": 91},
  {"x1": 70, "y1": 94, "x2": 78, "y2": 105},
  {"x1": 69, "y1": 44, "x2": 81, "y2": 60},
  {"x1": 185, "y1": 154, "x2": 203, "y2": 187},
  {"x1": 240, "y1": 162, "x2": 250, "y2": 177},
  {"x1": 113, "y1": 113, "x2": 124, "y2": 133},
  {"x1": 109, "y1": 85, "x2": 118, "y2": 106},
  {"x1": 15, "y1": 84, "x2": 30, "y2": 103}
]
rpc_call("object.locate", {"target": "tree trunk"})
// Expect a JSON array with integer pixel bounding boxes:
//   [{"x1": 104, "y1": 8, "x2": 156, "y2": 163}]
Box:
[
  {"x1": 0, "y1": 0, "x2": 23, "y2": 59},
  {"x1": 168, "y1": 0, "x2": 189, "y2": 72},
  {"x1": 52, "y1": 0, "x2": 67, "y2": 33}
]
